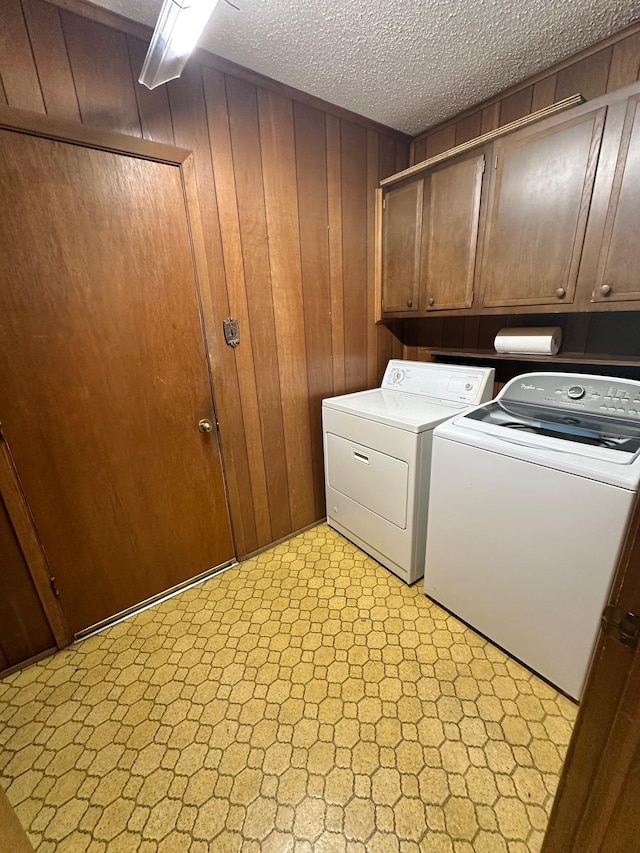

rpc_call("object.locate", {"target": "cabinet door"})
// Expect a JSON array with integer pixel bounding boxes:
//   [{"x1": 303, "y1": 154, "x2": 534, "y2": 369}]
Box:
[
  {"x1": 422, "y1": 152, "x2": 485, "y2": 311},
  {"x1": 381, "y1": 178, "x2": 423, "y2": 314},
  {"x1": 478, "y1": 107, "x2": 606, "y2": 308},
  {"x1": 587, "y1": 94, "x2": 640, "y2": 305}
]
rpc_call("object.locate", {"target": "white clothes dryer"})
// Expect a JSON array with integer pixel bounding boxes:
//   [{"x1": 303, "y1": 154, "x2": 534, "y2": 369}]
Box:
[
  {"x1": 322, "y1": 360, "x2": 495, "y2": 584},
  {"x1": 424, "y1": 372, "x2": 640, "y2": 699}
]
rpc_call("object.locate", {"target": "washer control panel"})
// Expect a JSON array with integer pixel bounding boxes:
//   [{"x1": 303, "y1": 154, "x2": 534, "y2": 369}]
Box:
[{"x1": 500, "y1": 373, "x2": 640, "y2": 418}]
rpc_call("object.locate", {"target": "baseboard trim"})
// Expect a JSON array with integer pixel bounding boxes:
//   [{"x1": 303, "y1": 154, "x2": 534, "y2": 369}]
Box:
[
  {"x1": 241, "y1": 518, "x2": 327, "y2": 562},
  {"x1": 75, "y1": 558, "x2": 238, "y2": 641}
]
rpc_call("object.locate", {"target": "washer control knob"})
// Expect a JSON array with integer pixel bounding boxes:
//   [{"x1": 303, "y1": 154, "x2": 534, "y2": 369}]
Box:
[{"x1": 567, "y1": 385, "x2": 585, "y2": 400}]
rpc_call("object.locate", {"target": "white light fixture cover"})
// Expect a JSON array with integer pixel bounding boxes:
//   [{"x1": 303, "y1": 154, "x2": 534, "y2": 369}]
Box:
[{"x1": 139, "y1": 0, "x2": 219, "y2": 89}]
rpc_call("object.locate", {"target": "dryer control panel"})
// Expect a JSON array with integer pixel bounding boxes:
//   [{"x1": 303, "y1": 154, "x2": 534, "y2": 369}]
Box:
[
  {"x1": 499, "y1": 373, "x2": 640, "y2": 418},
  {"x1": 381, "y1": 360, "x2": 494, "y2": 406}
]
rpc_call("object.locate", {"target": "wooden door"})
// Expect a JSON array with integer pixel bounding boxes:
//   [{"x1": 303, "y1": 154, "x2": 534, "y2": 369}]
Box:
[
  {"x1": 381, "y1": 178, "x2": 423, "y2": 314},
  {"x1": 421, "y1": 151, "x2": 486, "y2": 311},
  {"x1": 0, "y1": 122, "x2": 234, "y2": 635},
  {"x1": 542, "y1": 490, "x2": 640, "y2": 851},
  {"x1": 584, "y1": 94, "x2": 640, "y2": 306},
  {"x1": 478, "y1": 107, "x2": 606, "y2": 308}
]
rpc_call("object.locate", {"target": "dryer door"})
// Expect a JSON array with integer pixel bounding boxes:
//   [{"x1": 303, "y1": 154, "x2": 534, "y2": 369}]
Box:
[{"x1": 325, "y1": 433, "x2": 409, "y2": 528}]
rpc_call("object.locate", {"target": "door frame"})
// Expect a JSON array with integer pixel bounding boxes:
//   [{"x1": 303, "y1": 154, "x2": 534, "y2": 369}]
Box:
[
  {"x1": 542, "y1": 488, "x2": 640, "y2": 851},
  {"x1": 0, "y1": 441, "x2": 70, "y2": 648},
  {"x1": 0, "y1": 104, "x2": 235, "y2": 647}
]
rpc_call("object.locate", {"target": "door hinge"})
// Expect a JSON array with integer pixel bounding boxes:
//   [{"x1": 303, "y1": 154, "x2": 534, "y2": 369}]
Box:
[
  {"x1": 601, "y1": 604, "x2": 640, "y2": 649},
  {"x1": 494, "y1": 155, "x2": 498, "y2": 169},
  {"x1": 481, "y1": 158, "x2": 486, "y2": 174},
  {"x1": 0, "y1": 422, "x2": 4, "y2": 442},
  {"x1": 50, "y1": 576, "x2": 60, "y2": 598},
  {"x1": 382, "y1": 197, "x2": 386, "y2": 209}
]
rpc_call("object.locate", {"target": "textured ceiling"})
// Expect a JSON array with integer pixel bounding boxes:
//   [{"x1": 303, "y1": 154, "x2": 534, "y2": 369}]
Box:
[{"x1": 96, "y1": 0, "x2": 639, "y2": 134}]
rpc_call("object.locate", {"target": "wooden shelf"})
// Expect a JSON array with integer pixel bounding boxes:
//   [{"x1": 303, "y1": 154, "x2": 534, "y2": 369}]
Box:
[{"x1": 426, "y1": 348, "x2": 640, "y2": 368}]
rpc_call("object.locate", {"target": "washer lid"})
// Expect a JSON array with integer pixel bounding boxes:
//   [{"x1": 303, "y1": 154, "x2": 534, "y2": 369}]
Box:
[
  {"x1": 322, "y1": 388, "x2": 463, "y2": 432},
  {"x1": 435, "y1": 409, "x2": 640, "y2": 490}
]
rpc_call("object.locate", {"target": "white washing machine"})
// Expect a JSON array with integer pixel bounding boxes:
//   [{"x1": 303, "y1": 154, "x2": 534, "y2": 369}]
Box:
[
  {"x1": 322, "y1": 360, "x2": 495, "y2": 584},
  {"x1": 424, "y1": 372, "x2": 640, "y2": 700}
]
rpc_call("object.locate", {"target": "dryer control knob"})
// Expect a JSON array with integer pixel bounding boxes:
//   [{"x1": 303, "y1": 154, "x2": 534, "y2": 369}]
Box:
[{"x1": 567, "y1": 385, "x2": 585, "y2": 399}]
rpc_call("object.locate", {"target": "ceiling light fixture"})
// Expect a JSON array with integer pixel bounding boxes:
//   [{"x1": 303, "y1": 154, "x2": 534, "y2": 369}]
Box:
[{"x1": 139, "y1": 0, "x2": 219, "y2": 89}]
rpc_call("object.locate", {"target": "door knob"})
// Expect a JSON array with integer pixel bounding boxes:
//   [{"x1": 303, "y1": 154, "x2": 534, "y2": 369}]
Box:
[
  {"x1": 600, "y1": 284, "x2": 612, "y2": 297},
  {"x1": 555, "y1": 288, "x2": 566, "y2": 299},
  {"x1": 198, "y1": 419, "x2": 214, "y2": 433}
]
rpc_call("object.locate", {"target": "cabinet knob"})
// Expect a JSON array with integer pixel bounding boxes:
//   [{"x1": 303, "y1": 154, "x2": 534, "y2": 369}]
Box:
[
  {"x1": 555, "y1": 288, "x2": 566, "y2": 299},
  {"x1": 406, "y1": 299, "x2": 413, "y2": 307},
  {"x1": 428, "y1": 297, "x2": 435, "y2": 306},
  {"x1": 600, "y1": 284, "x2": 612, "y2": 297}
]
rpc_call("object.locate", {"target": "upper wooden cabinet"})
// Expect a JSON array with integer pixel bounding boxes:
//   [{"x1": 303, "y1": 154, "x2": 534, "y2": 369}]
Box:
[
  {"x1": 578, "y1": 93, "x2": 640, "y2": 306},
  {"x1": 422, "y1": 151, "x2": 486, "y2": 311},
  {"x1": 378, "y1": 150, "x2": 487, "y2": 318},
  {"x1": 477, "y1": 106, "x2": 606, "y2": 309},
  {"x1": 377, "y1": 80, "x2": 640, "y2": 320},
  {"x1": 380, "y1": 178, "x2": 423, "y2": 313}
]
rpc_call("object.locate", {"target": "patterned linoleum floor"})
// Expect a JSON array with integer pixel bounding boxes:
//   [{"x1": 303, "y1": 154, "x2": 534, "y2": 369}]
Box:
[{"x1": 0, "y1": 524, "x2": 576, "y2": 853}]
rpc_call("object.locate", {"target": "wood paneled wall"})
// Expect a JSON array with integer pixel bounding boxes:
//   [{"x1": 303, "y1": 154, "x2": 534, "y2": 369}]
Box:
[
  {"x1": 412, "y1": 22, "x2": 640, "y2": 163},
  {"x1": 0, "y1": 0, "x2": 408, "y2": 558}
]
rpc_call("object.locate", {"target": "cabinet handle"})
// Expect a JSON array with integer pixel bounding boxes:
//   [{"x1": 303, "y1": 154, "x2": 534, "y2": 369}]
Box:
[
  {"x1": 555, "y1": 288, "x2": 566, "y2": 299},
  {"x1": 600, "y1": 284, "x2": 612, "y2": 297},
  {"x1": 428, "y1": 297, "x2": 435, "y2": 306},
  {"x1": 406, "y1": 299, "x2": 413, "y2": 307}
]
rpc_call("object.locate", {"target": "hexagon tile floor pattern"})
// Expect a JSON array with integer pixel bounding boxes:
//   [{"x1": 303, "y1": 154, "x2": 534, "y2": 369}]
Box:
[{"x1": 0, "y1": 524, "x2": 576, "y2": 853}]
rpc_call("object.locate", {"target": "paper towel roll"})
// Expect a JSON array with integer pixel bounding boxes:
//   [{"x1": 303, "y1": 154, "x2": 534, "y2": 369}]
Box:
[{"x1": 494, "y1": 327, "x2": 562, "y2": 356}]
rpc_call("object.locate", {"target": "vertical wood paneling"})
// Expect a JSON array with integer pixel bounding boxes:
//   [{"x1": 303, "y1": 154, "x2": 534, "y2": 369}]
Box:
[
  {"x1": 21, "y1": 0, "x2": 80, "y2": 123},
  {"x1": 366, "y1": 130, "x2": 380, "y2": 389},
  {"x1": 412, "y1": 138, "x2": 427, "y2": 164},
  {"x1": 341, "y1": 120, "x2": 368, "y2": 393},
  {"x1": 168, "y1": 63, "x2": 258, "y2": 556},
  {"x1": 326, "y1": 114, "x2": 346, "y2": 397},
  {"x1": 127, "y1": 36, "x2": 174, "y2": 144},
  {"x1": 202, "y1": 69, "x2": 273, "y2": 547},
  {"x1": 0, "y1": 0, "x2": 45, "y2": 112},
  {"x1": 61, "y1": 11, "x2": 142, "y2": 137},
  {"x1": 607, "y1": 33, "x2": 640, "y2": 92},
  {"x1": 554, "y1": 48, "x2": 613, "y2": 101},
  {"x1": 294, "y1": 102, "x2": 333, "y2": 520},
  {"x1": 3, "y1": 1, "x2": 407, "y2": 558},
  {"x1": 532, "y1": 76, "x2": 558, "y2": 111},
  {"x1": 499, "y1": 86, "x2": 533, "y2": 124},
  {"x1": 425, "y1": 125, "x2": 457, "y2": 158},
  {"x1": 258, "y1": 89, "x2": 316, "y2": 531},
  {"x1": 378, "y1": 134, "x2": 400, "y2": 181},
  {"x1": 223, "y1": 74, "x2": 291, "y2": 543},
  {"x1": 0, "y1": 495, "x2": 55, "y2": 669},
  {"x1": 377, "y1": 136, "x2": 408, "y2": 380},
  {"x1": 480, "y1": 103, "x2": 501, "y2": 134},
  {"x1": 456, "y1": 112, "x2": 483, "y2": 145}
]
